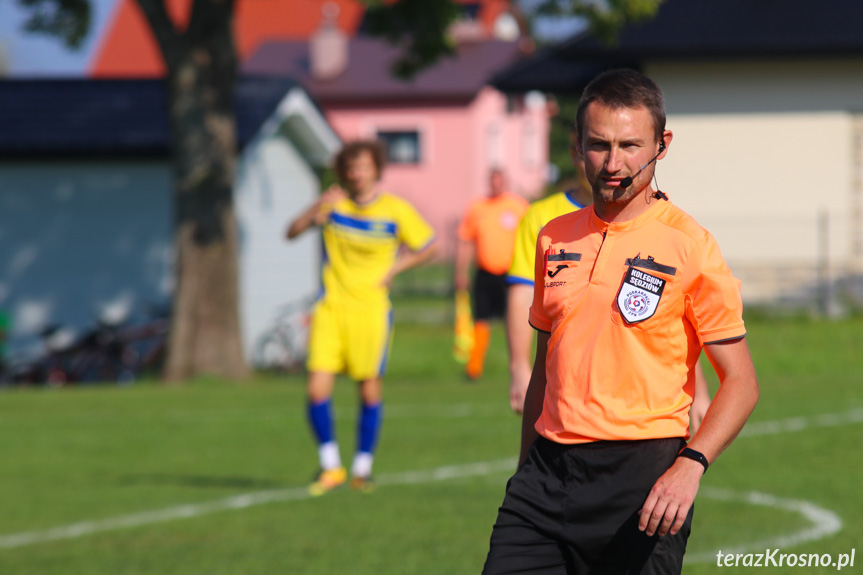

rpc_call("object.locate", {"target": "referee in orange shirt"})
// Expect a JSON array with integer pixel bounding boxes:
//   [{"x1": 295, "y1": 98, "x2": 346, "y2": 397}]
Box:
[
  {"x1": 481, "y1": 69, "x2": 759, "y2": 574},
  {"x1": 455, "y1": 169, "x2": 528, "y2": 380}
]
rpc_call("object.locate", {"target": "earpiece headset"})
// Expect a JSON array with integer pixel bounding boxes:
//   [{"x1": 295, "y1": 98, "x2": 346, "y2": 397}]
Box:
[{"x1": 619, "y1": 141, "x2": 666, "y2": 190}]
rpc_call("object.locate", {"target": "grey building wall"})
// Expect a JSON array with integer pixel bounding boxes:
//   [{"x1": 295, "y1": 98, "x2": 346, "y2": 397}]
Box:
[{"x1": 0, "y1": 160, "x2": 173, "y2": 354}]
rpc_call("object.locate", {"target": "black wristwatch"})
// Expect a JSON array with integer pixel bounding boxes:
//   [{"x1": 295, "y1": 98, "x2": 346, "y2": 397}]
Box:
[{"x1": 677, "y1": 447, "x2": 709, "y2": 474}]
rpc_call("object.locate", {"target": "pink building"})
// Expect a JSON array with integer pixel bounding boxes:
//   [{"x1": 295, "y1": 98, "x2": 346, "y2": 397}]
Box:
[{"x1": 245, "y1": 33, "x2": 550, "y2": 259}]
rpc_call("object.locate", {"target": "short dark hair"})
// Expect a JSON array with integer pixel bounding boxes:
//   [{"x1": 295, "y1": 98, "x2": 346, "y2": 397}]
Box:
[
  {"x1": 576, "y1": 68, "x2": 666, "y2": 142},
  {"x1": 335, "y1": 140, "x2": 387, "y2": 183}
]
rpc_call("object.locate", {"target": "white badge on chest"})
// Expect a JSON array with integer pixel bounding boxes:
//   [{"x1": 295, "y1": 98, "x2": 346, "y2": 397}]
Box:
[{"x1": 617, "y1": 266, "x2": 666, "y2": 323}]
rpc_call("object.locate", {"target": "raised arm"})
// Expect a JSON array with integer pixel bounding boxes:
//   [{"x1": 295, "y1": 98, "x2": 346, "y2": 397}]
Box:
[{"x1": 286, "y1": 186, "x2": 346, "y2": 240}]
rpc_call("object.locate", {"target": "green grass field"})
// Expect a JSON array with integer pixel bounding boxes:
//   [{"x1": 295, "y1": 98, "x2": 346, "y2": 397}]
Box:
[{"x1": 1, "y1": 308, "x2": 861, "y2": 574}]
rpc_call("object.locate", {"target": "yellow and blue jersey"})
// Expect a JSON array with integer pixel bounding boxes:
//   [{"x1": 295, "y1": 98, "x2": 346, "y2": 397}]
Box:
[
  {"x1": 507, "y1": 190, "x2": 586, "y2": 286},
  {"x1": 320, "y1": 192, "x2": 435, "y2": 307}
]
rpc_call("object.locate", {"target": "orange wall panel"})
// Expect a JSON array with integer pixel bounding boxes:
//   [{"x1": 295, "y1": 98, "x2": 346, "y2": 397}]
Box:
[{"x1": 90, "y1": 0, "x2": 364, "y2": 78}]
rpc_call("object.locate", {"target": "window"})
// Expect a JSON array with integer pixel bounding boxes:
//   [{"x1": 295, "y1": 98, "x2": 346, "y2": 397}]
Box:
[{"x1": 377, "y1": 131, "x2": 421, "y2": 164}]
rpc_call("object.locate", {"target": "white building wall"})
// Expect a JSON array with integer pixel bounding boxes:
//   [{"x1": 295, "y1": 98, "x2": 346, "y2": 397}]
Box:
[
  {"x1": 658, "y1": 113, "x2": 850, "y2": 261},
  {"x1": 235, "y1": 133, "x2": 321, "y2": 362},
  {"x1": 646, "y1": 60, "x2": 863, "y2": 303}
]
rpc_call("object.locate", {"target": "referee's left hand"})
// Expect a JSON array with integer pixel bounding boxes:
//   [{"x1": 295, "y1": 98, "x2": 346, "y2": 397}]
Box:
[{"x1": 637, "y1": 457, "x2": 704, "y2": 537}]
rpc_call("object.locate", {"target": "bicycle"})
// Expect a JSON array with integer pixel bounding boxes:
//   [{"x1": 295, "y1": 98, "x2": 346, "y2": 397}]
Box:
[
  {"x1": 253, "y1": 296, "x2": 315, "y2": 374},
  {"x1": 3, "y1": 303, "x2": 170, "y2": 386},
  {"x1": 115, "y1": 303, "x2": 170, "y2": 381}
]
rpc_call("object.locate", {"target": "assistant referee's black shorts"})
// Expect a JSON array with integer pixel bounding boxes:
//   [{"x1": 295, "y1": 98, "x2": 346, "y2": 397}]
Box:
[
  {"x1": 473, "y1": 268, "x2": 508, "y2": 321},
  {"x1": 482, "y1": 436, "x2": 692, "y2": 575}
]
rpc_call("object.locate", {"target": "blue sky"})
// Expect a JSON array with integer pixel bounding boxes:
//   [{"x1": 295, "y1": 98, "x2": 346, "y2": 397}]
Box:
[{"x1": 0, "y1": 0, "x2": 118, "y2": 77}]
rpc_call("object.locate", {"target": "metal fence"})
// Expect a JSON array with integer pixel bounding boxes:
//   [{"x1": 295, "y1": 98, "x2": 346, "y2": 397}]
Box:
[
  {"x1": 392, "y1": 212, "x2": 863, "y2": 317},
  {"x1": 715, "y1": 210, "x2": 863, "y2": 315}
]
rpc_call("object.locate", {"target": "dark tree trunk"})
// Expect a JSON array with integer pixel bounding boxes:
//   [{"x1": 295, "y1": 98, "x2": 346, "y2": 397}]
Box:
[{"x1": 136, "y1": 0, "x2": 248, "y2": 381}]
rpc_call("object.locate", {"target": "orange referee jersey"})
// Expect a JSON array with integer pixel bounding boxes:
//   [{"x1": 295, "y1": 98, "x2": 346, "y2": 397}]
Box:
[
  {"x1": 458, "y1": 192, "x2": 529, "y2": 275},
  {"x1": 529, "y1": 199, "x2": 746, "y2": 444}
]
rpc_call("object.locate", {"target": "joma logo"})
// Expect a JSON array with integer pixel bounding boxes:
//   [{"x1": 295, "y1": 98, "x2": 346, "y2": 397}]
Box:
[{"x1": 547, "y1": 265, "x2": 568, "y2": 278}]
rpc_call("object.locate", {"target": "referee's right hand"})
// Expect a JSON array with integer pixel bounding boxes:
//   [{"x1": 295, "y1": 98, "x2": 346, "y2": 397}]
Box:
[{"x1": 637, "y1": 458, "x2": 703, "y2": 537}]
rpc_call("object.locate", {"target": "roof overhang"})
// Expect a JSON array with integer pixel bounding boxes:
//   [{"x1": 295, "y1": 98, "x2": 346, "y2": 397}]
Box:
[
  {"x1": 491, "y1": 0, "x2": 863, "y2": 94},
  {"x1": 0, "y1": 77, "x2": 337, "y2": 161},
  {"x1": 255, "y1": 87, "x2": 342, "y2": 167}
]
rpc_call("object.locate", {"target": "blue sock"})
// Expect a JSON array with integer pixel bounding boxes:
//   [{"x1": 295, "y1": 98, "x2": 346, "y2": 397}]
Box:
[
  {"x1": 307, "y1": 399, "x2": 334, "y2": 445},
  {"x1": 357, "y1": 402, "x2": 383, "y2": 454}
]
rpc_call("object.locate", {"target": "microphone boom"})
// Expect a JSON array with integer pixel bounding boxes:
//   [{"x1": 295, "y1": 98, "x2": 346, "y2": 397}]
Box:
[{"x1": 617, "y1": 147, "x2": 663, "y2": 191}]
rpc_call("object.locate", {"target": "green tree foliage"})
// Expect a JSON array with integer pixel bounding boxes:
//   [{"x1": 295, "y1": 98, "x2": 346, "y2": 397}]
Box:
[
  {"x1": 530, "y1": 0, "x2": 663, "y2": 43},
  {"x1": 363, "y1": 0, "x2": 462, "y2": 79},
  {"x1": 362, "y1": 0, "x2": 663, "y2": 78},
  {"x1": 548, "y1": 94, "x2": 581, "y2": 188},
  {"x1": 18, "y1": 0, "x2": 664, "y2": 78},
  {"x1": 18, "y1": 0, "x2": 91, "y2": 49}
]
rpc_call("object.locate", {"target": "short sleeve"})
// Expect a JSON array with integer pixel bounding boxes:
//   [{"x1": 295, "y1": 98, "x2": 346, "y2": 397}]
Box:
[
  {"x1": 396, "y1": 200, "x2": 436, "y2": 252},
  {"x1": 508, "y1": 207, "x2": 541, "y2": 285},
  {"x1": 528, "y1": 229, "x2": 552, "y2": 333},
  {"x1": 682, "y1": 231, "x2": 746, "y2": 345},
  {"x1": 457, "y1": 202, "x2": 478, "y2": 242}
]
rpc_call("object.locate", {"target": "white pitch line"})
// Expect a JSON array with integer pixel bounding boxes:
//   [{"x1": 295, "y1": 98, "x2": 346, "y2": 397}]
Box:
[
  {"x1": 683, "y1": 408, "x2": 856, "y2": 561},
  {"x1": 739, "y1": 407, "x2": 863, "y2": 438},
  {"x1": 685, "y1": 488, "x2": 843, "y2": 564},
  {"x1": 0, "y1": 487, "x2": 309, "y2": 550},
  {"x1": 3, "y1": 407, "x2": 859, "y2": 552},
  {"x1": 0, "y1": 458, "x2": 516, "y2": 550}
]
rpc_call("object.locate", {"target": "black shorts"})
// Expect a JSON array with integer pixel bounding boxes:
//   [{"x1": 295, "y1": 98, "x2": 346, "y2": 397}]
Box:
[
  {"x1": 482, "y1": 436, "x2": 692, "y2": 575},
  {"x1": 473, "y1": 269, "x2": 508, "y2": 321}
]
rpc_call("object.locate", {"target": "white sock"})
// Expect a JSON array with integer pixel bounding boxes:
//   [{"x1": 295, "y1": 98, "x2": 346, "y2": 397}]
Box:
[
  {"x1": 319, "y1": 441, "x2": 342, "y2": 470},
  {"x1": 351, "y1": 451, "x2": 374, "y2": 478}
]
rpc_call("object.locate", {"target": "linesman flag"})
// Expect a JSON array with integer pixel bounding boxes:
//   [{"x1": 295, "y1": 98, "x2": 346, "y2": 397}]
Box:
[{"x1": 453, "y1": 289, "x2": 474, "y2": 363}]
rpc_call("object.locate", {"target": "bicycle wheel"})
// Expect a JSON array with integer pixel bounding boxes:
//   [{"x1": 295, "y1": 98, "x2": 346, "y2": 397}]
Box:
[{"x1": 254, "y1": 332, "x2": 302, "y2": 373}]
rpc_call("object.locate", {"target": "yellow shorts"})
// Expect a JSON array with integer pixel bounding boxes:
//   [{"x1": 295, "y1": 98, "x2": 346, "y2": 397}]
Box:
[{"x1": 306, "y1": 299, "x2": 394, "y2": 381}]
